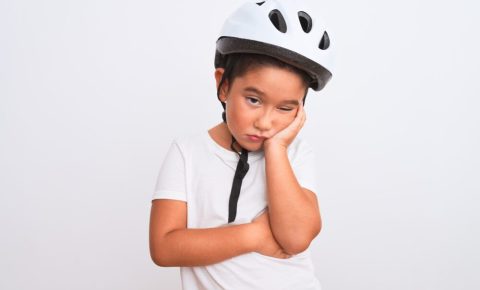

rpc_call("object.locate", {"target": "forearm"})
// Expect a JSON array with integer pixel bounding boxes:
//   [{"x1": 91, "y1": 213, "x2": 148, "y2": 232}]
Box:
[
  {"x1": 151, "y1": 223, "x2": 257, "y2": 267},
  {"x1": 264, "y1": 145, "x2": 320, "y2": 254}
]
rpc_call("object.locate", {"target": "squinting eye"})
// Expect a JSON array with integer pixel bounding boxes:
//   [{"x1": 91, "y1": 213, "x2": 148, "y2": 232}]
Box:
[{"x1": 280, "y1": 107, "x2": 294, "y2": 111}]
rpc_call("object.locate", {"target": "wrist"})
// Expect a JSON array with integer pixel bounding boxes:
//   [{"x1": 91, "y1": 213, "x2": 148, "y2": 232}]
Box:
[{"x1": 264, "y1": 141, "x2": 288, "y2": 155}]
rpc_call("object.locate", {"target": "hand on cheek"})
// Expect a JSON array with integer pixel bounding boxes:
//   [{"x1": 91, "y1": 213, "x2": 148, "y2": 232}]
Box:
[{"x1": 264, "y1": 102, "x2": 306, "y2": 150}]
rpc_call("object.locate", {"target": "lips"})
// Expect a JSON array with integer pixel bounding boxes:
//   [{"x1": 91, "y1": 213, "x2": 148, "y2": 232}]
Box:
[{"x1": 247, "y1": 135, "x2": 266, "y2": 142}]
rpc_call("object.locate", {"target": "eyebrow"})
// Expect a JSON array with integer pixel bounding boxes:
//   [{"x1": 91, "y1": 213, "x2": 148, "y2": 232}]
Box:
[
  {"x1": 243, "y1": 86, "x2": 300, "y2": 106},
  {"x1": 244, "y1": 86, "x2": 265, "y2": 96},
  {"x1": 279, "y1": 99, "x2": 300, "y2": 106}
]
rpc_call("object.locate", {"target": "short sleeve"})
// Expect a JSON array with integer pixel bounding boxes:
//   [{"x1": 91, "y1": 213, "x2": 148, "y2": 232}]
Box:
[
  {"x1": 291, "y1": 141, "x2": 319, "y2": 196},
  {"x1": 152, "y1": 140, "x2": 187, "y2": 202}
]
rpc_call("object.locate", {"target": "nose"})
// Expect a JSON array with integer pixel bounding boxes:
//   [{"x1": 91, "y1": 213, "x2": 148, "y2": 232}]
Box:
[{"x1": 254, "y1": 111, "x2": 273, "y2": 132}]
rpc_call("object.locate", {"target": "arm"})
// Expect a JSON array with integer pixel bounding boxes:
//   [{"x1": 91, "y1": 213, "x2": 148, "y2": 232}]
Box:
[
  {"x1": 264, "y1": 145, "x2": 322, "y2": 255},
  {"x1": 262, "y1": 103, "x2": 322, "y2": 255},
  {"x1": 149, "y1": 199, "x2": 258, "y2": 267}
]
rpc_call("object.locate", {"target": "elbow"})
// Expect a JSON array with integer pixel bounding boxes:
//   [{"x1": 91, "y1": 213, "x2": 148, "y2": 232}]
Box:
[
  {"x1": 150, "y1": 253, "x2": 166, "y2": 267},
  {"x1": 281, "y1": 229, "x2": 319, "y2": 255},
  {"x1": 150, "y1": 242, "x2": 174, "y2": 267},
  {"x1": 150, "y1": 249, "x2": 174, "y2": 267},
  {"x1": 150, "y1": 248, "x2": 166, "y2": 267},
  {"x1": 282, "y1": 238, "x2": 312, "y2": 255},
  {"x1": 281, "y1": 224, "x2": 322, "y2": 255}
]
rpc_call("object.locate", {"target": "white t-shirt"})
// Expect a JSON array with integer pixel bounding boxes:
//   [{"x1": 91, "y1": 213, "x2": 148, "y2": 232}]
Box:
[{"x1": 152, "y1": 130, "x2": 322, "y2": 290}]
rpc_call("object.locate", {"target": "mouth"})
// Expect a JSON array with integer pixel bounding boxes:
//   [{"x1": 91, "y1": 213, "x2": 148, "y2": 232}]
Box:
[{"x1": 246, "y1": 134, "x2": 266, "y2": 142}]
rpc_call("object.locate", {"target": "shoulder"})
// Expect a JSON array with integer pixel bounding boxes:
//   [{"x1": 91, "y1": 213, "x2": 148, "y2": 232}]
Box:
[
  {"x1": 170, "y1": 131, "x2": 208, "y2": 154},
  {"x1": 170, "y1": 131, "x2": 202, "y2": 145}
]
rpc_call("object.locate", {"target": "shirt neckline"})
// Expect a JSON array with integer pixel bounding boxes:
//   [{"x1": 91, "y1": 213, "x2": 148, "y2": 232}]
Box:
[{"x1": 204, "y1": 130, "x2": 265, "y2": 163}]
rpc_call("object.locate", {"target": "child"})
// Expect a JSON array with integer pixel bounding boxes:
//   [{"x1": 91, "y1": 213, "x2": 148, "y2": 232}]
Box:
[{"x1": 149, "y1": 0, "x2": 333, "y2": 289}]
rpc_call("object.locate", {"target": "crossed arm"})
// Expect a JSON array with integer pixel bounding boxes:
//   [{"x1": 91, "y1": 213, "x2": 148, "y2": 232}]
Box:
[
  {"x1": 149, "y1": 148, "x2": 321, "y2": 267},
  {"x1": 263, "y1": 144, "x2": 321, "y2": 255},
  {"x1": 149, "y1": 199, "x2": 259, "y2": 267}
]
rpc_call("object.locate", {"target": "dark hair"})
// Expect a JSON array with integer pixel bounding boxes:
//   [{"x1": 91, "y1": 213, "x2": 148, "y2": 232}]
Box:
[{"x1": 216, "y1": 53, "x2": 312, "y2": 112}]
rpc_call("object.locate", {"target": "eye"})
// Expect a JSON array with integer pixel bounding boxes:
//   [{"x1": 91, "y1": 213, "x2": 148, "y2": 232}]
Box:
[
  {"x1": 279, "y1": 107, "x2": 294, "y2": 112},
  {"x1": 246, "y1": 97, "x2": 261, "y2": 105}
]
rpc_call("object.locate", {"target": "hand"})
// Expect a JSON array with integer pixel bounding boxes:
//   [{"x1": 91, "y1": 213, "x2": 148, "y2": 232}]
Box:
[
  {"x1": 251, "y1": 208, "x2": 292, "y2": 259},
  {"x1": 264, "y1": 102, "x2": 306, "y2": 150}
]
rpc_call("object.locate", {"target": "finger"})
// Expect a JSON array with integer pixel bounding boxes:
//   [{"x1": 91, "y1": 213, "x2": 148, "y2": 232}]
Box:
[
  {"x1": 296, "y1": 104, "x2": 305, "y2": 124},
  {"x1": 299, "y1": 115, "x2": 306, "y2": 130},
  {"x1": 296, "y1": 102, "x2": 303, "y2": 117},
  {"x1": 301, "y1": 106, "x2": 306, "y2": 124},
  {"x1": 295, "y1": 103, "x2": 305, "y2": 122},
  {"x1": 297, "y1": 103, "x2": 305, "y2": 123},
  {"x1": 285, "y1": 111, "x2": 301, "y2": 132},
  {"x1": 296, "y1": 108, "x2": 306, "y2": 131},
  {"x1": 286, "y1": 108, "x2": 303, "y2": 134},
  {"x1": 290, "y1": 113, "x2": 302, "y2": 131}
]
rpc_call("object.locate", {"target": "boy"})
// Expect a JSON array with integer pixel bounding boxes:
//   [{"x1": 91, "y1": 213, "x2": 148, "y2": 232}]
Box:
[{"x1": 150, "y1": 1, "x2": 333, "y2": 289}]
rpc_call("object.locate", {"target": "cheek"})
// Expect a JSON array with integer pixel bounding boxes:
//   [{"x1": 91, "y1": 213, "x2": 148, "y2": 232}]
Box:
[
  {"x1": 275, "y1": 113, "x2": 295, "y2": 129},
  {"x1": 226, "y1": 102, "x2": 248, "y2": 130},
  {"x1": 228, "y1": 100, "x2": 250, "y2": 121}
]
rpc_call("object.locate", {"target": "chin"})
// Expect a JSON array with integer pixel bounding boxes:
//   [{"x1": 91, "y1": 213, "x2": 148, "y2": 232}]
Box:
[
  {"x1": 244, "y1": 142, "x2": 263, "y2": 152},
  {"x1": 232, "y1": 134, "x2": 263, "y2": 152}
]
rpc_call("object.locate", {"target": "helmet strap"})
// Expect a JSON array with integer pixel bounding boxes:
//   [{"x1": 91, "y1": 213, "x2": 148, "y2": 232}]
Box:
[{"x1": 228, "y1": 134, "x2": 250, "y2": 223}]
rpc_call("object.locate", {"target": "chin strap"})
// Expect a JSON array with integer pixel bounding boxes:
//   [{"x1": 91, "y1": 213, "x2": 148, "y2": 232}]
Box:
[{"x1": 227, "y1": 135, "x2": 250, "y2": 223}]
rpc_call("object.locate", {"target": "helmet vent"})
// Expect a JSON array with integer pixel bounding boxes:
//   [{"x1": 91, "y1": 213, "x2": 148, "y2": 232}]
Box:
[
  {"x1": 319, "y1": 31, "x2": 330, "y2": 50},
  {"x1": 256, "y1": 1, "x2": 265, "y2": 6},
  {"x1": 298, "y1": 11, "x2": 312, "y2": 33},
  {"x1": 269, "y1": 9, "x2": 287, "y2": 33}
]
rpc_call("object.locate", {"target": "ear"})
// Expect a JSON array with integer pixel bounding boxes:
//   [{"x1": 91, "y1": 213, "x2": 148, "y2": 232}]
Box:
[{"x1": 214, "y1": 68, "x2": 229, "y2": 103}]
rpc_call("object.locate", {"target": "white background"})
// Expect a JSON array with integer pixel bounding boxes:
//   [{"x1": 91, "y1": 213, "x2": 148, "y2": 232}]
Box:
[{"x1": 1, "y1": 0, "x2": 479, "y2": 289}]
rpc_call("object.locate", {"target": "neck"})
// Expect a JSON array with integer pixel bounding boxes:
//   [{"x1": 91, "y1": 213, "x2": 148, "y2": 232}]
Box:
[
  {"x1": 209, "y1": 122, "x2": 243, "y2": 153},
  {"x1": 220, "y1": 123, "x2": 243, "y2": 153}
]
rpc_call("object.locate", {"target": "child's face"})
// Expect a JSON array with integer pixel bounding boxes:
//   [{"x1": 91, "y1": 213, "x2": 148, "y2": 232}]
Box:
[{"x1": 216, "y1": 65, "x2": 307, "y2": 152}]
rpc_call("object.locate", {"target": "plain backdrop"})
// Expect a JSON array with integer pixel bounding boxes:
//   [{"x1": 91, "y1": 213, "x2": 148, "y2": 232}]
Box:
[{"x1": 1, "y1": 0, "x2": 479, "y2": 289}]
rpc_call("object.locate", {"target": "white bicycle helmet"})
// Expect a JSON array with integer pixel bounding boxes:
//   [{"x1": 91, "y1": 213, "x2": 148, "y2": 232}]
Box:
[{"x1": 215, "y1": 0, "x2": 333, "y2": 91}]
